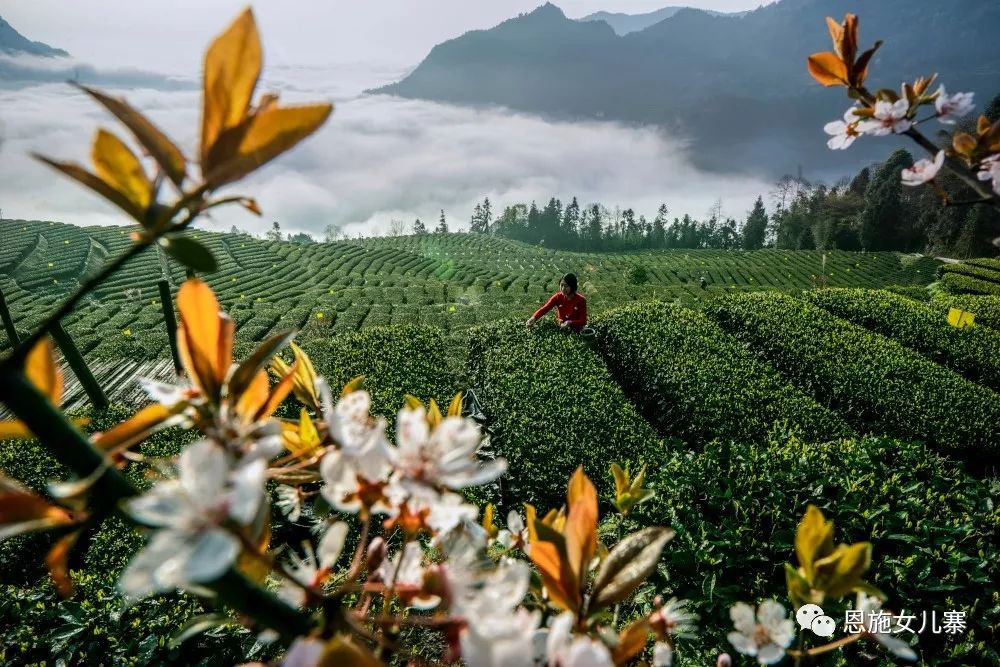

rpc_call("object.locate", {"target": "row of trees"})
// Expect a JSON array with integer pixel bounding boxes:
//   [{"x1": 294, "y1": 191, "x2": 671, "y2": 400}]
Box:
[{"x1": 233, "y1": 94, "x2": 999, "y2": 257}]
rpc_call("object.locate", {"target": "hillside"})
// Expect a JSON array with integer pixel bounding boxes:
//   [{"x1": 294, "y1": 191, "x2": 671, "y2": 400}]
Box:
[
  {"x1": 374, "y1": 0, "x2": 1000, "y2": 175},
  {"x1": 0, "y1": 219, "x2": 939, "y2": 364},
  {"x1": 0, "y1": 16, "x2": 67, "y2": 56},
  {"x1": 577, "y1": 5, "x2": 737, "y2": 35},
  {"x1": 3, "y1": 218, "x2": 998, "y2": 665}
]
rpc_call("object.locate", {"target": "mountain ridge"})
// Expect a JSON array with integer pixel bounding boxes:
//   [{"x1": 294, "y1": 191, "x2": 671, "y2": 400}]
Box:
[
  {"x1": 578, "y1": 5, "x2": 741, "y2": 35},
  {"x1": 0, "y1": 16, "x2": 68, "y2": 57},
  {"x1": 373, "y1": 0, "x2": 1000, "y2": 177}
]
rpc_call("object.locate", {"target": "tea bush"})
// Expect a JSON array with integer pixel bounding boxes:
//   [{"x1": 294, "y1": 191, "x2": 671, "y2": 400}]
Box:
[
  {"x1": 932, "y1": 293, "x2": 1000, "y2": 329},
  {"x1": 639, "y1": 436, "x2": 1000, "y2": 667},
  {"x1": 592, "y1": 302, "x2": 852, "y2": 445},
  {"x1": 303, "y1": 324, "x2": 460, "y2": 425},
  {"x1": 467, "y1": 319, "x2": 668, "y2": 510},
  {"x1": 805, "y1": 288, "x2": 1000, "y2": 391},
  {"x1": 709, "y1": 292, "x2": 1000, "y2": 463}
]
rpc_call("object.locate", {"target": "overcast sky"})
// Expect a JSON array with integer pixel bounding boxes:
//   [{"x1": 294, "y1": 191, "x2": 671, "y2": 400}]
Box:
[
  {"x1": 4, "y1": 1, "x2": 773, "y2": 72},
  {"x1": 0, "y1": 1, "x2": 778, "y2": 235}
]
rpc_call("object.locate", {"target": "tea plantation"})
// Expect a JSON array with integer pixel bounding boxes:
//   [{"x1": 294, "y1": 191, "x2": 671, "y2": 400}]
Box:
[{"x1": 2, "y1": 218, "x2": 999, "y2": 666}]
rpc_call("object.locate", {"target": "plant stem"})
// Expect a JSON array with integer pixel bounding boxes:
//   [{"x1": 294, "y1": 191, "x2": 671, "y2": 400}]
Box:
[
  {"x1": 0, "y1": 353, "x2": 312, "y2": 642},
  {"x1": 1, "y1": 196, "x2": 205, "y2": 372},
  {"x1": 901, "y1": 127, "x2": 1000, "y2": 212},
  {"x1": 0, "y1": 370, "x2": 135, "y2": 507}
]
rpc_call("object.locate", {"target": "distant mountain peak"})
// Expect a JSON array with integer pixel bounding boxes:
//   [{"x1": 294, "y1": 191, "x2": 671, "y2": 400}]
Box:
[
  {"x1": 529, "y1": 3, "x2": 568, "y2": 19},
  {"x1": 0, "y1": 16, "x2": 68, "y2": 57}
]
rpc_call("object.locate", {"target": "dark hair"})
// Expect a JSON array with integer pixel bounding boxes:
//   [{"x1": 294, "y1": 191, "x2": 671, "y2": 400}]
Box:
[{"x1": 561, "y1": 273, "x2": 578, "y2": 293}]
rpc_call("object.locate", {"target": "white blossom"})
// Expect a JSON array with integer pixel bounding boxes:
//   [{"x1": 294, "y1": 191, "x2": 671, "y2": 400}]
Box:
[
  {"x1": 977, "y1": 154, "x2": 1000, "y2": 196},
  {"x1": 390, "y1": 406, "x2": 507, "y2": 492},
  {"x1": 376, "y1": 542, "x2": 440, "y2": 610},
  {"x1": 653, "y1": 641, "x2": 674, "y2": 667},
  {"x1": 120, "y1": 439, "x2": 265, "y2": 599},
  {"x1": 274, "y1": 485, "x2": 303, "y2": 522},
  {"x1": 854, "y1": 592, "x2": 918, "y2": 661},
  {"x1": 727, "y1": 601, "x2": 795, "y2": 665},
  {"x1": 901, "y1": 150, "x2": 945, "y2": 186},
  {"x1": 280, "y1": 637, "x2": 325, "y2": 667},
  {"x1": 461, "y1": 608, "x2": 541, "y2": 667},
  {"x1": 546, "y1": 612, "x2": 615, "y2": 667},
  {"x1": 858, "y1": 100, "x2": 912, "y2": 136},
  {"x1": 276, "y1": 522, "x2": 348, "y2": 608},
  {"x1": 934, "y1": 86, "x2": 975, "y2": 124},
  {"x1": 496, "y1": 510, "x2": 529, "y2": 552},
  {"x1": 824, "y1": 107, "x2": 862, "y2": 150}
]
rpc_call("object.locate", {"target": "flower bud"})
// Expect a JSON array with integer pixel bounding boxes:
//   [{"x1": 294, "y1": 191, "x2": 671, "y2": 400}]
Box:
[
  {"x1": 717, "y1": 653, "x2": 733, "y2": 667},
  {"x1": 366, "y1": 537, "x2": 387, "y2": 572}
]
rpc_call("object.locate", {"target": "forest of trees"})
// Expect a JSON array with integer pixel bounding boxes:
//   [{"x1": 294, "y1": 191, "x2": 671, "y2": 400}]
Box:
[{"x1": 468, "y1": 96, "x2": 1000, "y2": 257}]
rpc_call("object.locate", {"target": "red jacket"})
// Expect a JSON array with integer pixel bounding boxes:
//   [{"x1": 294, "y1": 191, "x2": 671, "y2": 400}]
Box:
[{"x1": 533, "y1": 292, "x2": 588, "y2": 331}]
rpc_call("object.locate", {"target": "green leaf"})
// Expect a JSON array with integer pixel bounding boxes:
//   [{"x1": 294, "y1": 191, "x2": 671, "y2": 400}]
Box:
[
  {"x1": 227, "y1": 329, "x2": 297, "y2": 400},
  {"x1": 589, "y1": 526, "x2": 673, "y2": 613},
  {"x1": 163, "y1": 234, "x2": 218, "y2": 273},
  {"x1": 168, "y1": 613, "x2": 236, "y2": 649}
]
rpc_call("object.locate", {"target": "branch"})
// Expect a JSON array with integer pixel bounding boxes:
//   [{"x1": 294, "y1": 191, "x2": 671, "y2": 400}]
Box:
[{"x1": 0, "y1": 186, "x2": 209, "y2": 372}]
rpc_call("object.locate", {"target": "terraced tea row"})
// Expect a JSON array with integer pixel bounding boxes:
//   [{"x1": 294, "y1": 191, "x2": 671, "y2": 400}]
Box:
[{"x1": 0, "y1": 219, "x2": 941, "y2": 359}]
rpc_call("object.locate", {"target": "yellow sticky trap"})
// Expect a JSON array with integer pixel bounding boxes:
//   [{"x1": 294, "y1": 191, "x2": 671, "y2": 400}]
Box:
[{"x1": 947, "y1": 308, "x2": 975, "y2": 329}]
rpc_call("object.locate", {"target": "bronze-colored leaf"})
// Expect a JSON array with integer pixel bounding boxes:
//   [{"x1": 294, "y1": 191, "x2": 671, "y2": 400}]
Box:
[
  {"x1": 75, "y1": 83, "x2": 186, "y2": 186},
  {"x1": 228, "y1": 329, "x2": 297, "y2": 401},
  {"x1": 953, "y1": 133, "x2": 977, "y2": 157},
  {"x1": 201, "y1": 7, "x2": 262, "y2": 166},
  {"x1": 33, "y1": 154, "x2": 144, "y2": 222},
  {"x1": 825, "y1": 17, "x2": 844, "y2": 59},
  {"x1": 590, "y1": 527, "x2": 674, "y2": 613},
  {"x1": 25, "y1": 337, "x2": 62, "y2": 405},
  {"x1": 978, "y1": 115, "x2": 993, "y2": 136},
  {"x1": 204, "y1": 104, "x2": 333, "y2": 187},
  {"x1": 852, "y1": 41, "x2": 882, "y2": 87},
  {"x1": 0, "y1": 476, "x2": 74, "y2": 541},
  {"x1": 807, "y1": 52, "x2": 849, "y2": 87},
  {"x1": 92, "y1": 402, "x2": 179, "y2": 452},
  {"x1": 841, "y1": 13, "x2": 858, "y2": 67},
  {"x1": 318, "y1": 634, "x2": 381, "y2": 667},
  {"x1": 565, "y1": 466, "x2": 598, "y2": 581},
  {"x1": 92, "y1": 129, "x2": 153, "y2": 213},
  {"x1": 176, "y1": 277, "x2": 230, "y2": 400},
  {"x1": 613, "y1": 618, "x2": 652, "y2": 666},
  {"x1": 45, "y1": 531, "x2": 80, "y2": 597},
  {"x1": 240, "y1": 197, "x2": 262, "y2": 216}
]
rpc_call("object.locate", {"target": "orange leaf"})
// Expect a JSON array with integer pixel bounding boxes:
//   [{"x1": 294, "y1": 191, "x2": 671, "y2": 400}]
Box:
[
  {"x1": 852, "y1": 41, "x2": 882, "y2": 87},
  {"x1": 257, "y1": 361, "x2": 297, "y2": 422},
  {"x1": 842, "y1": 14, "x2": 859, "y2": 68},
  {"x1": 235, "y1": 369, "x2": 270, "y2": 425},
  {"x1": 825, "y1": 17, "x2": 844, "y2": 59},
  {"x1": 32, "y1": 154, "x2": 144, "y2": 223},
  {"x1": 530, "y1": 540, "x2": 577, "y2": 613},
  {"x1": 204, "y1": 104, "x2": 333, "y2": 187},
  {"x1": 177, "y1": 278, "x2": 230, "y2": 400},
  {"x1": 978, "y1": 115, "x2": 992, "y2": 136},
  {"x1": 46, "y1": 531, "x2": 81, "y2": 598},
  {"x1": 0, "y1": 477, "x2": 73, "y2": 540},
  {"x1": 26, "y1": 337, "x2": 62, "y2": 405},
  {"x1": 953, "y1": 133, "x2": 977, "y2": 157},
  {"x1": 92, "y1": 403, "x2": 177, "y2": 452},
  {"x1": 807, "y1": 52, "x2": 849, "y2": 87},
  {"x1": 92, "y1": 129, "x2": 153, "y2": 213},
  {"x1": 565, "y1": 466, "x2": 598, "y2": 583},
  {"x1": 613, "y1": 618, "x2": 651, "y2": 666},
  {"x1": 201, "y1": 7, "x2": 262, "y2": 166},
  {"x1": 75, "y1": 84, "x2": 186, "y2": 186}
]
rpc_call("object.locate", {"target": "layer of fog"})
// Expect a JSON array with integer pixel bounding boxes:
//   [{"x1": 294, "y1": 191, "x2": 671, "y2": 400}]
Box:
[{"x1": 0, "y1": 57, "x2": 777, "y2": 238}]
